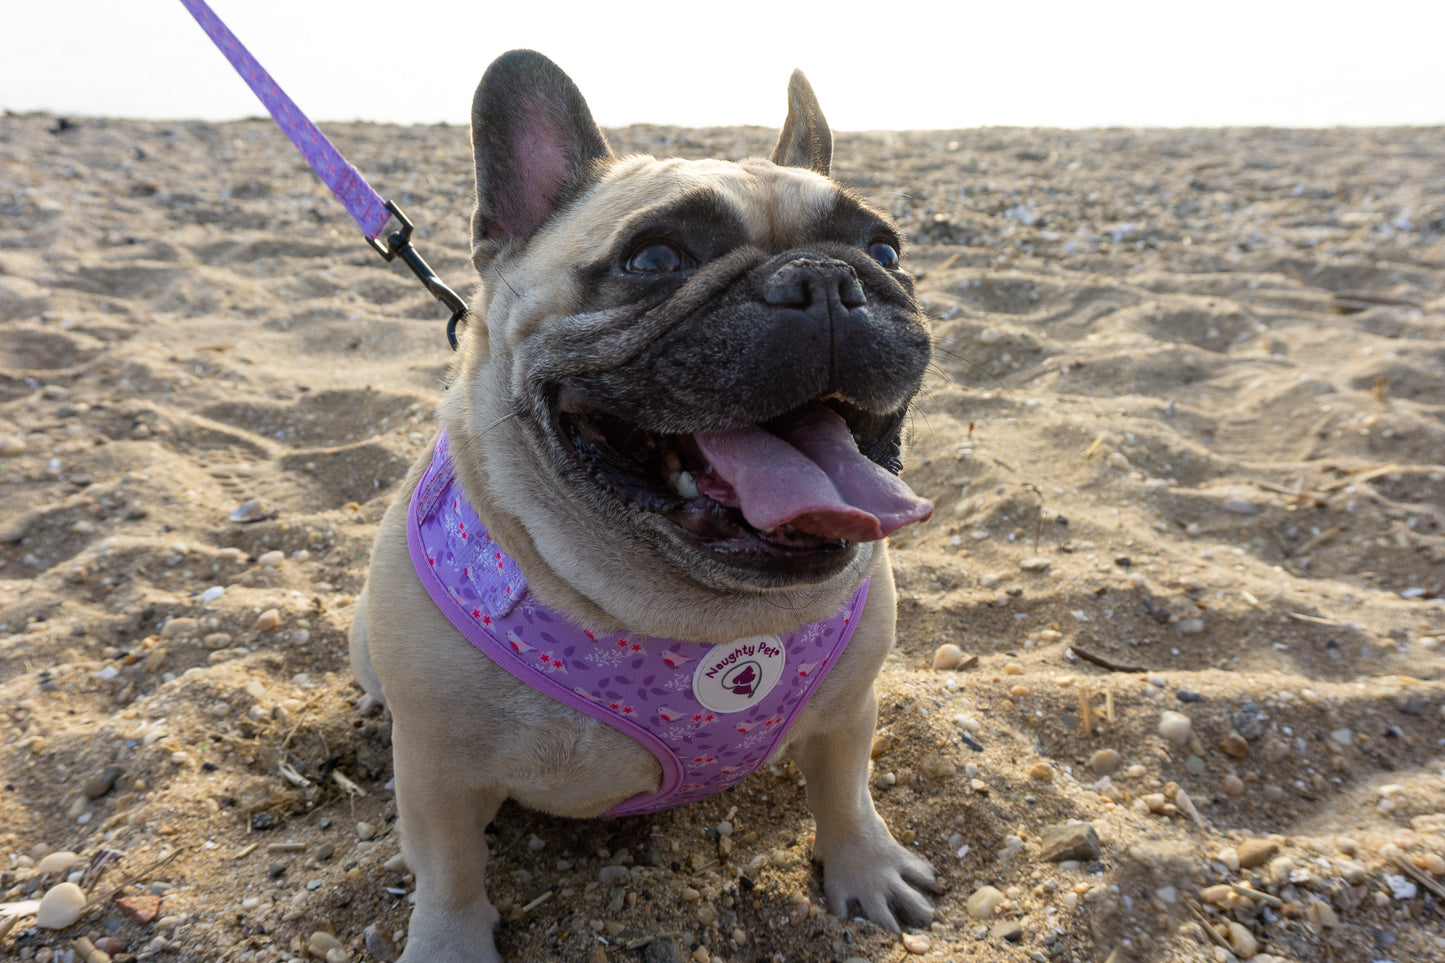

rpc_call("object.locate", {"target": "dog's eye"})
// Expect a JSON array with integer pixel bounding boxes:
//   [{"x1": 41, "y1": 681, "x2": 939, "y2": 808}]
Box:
[
  {"x1": 867, "y1": 240, "x2": 900, "y2": 268},
  {"x1": 625, "y1": 241, "x2": 686, "y2": 273}
]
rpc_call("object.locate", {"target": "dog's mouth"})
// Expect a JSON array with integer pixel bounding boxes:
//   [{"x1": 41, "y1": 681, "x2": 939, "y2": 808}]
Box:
[{"x1": 554, "y1": 392, "x2": 932, "y2": 563}]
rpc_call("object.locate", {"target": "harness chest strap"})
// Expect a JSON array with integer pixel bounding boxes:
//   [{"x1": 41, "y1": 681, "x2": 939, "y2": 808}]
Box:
[{"x1": 406, "y1": 432, "x2": 867, "y2": 816}]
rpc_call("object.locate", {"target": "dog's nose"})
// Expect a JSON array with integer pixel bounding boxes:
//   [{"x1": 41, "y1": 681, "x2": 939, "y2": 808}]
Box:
[{"x1": 763, "y1": 257, "x2": 866, "y2": 311}]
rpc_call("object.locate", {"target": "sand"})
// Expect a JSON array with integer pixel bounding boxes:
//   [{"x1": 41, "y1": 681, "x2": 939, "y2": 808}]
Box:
[{"x1": 1, "y1": 112, "x2": 1443, "y2": 963}]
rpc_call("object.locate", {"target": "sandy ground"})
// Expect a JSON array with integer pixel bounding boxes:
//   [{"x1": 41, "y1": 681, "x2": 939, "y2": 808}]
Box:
[{"x1": 1, "y1": 113, "x2": 1443, "y2": 963}]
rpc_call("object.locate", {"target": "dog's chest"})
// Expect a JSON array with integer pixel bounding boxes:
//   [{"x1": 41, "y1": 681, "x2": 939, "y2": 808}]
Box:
[{"x1": 406, "y1": 433, "x2": 868, "y2": 815}]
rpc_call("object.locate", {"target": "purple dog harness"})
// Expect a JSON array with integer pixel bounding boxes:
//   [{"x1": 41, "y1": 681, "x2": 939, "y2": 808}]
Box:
[{"x1": 406, "y1": 433, "x2": 868, "y2": 817}]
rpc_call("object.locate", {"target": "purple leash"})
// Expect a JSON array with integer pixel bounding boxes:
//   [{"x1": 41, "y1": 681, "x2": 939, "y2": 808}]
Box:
[{"x1": 179, "y1": 0, "x2": 468, "y2": 348}]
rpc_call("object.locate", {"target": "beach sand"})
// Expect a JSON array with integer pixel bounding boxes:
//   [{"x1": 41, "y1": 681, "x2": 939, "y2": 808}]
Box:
[{"x1": 1, "y1": 113, "x2": 1443, "y2": 962}]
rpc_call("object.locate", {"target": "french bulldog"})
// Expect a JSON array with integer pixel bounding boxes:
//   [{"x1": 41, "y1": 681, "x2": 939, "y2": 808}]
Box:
[{"x1": 349, "y1": 49, "x2": 938, "y2": 961}]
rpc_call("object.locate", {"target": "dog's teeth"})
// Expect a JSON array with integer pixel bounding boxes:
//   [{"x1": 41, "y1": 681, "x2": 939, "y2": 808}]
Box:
[{"x1": 671, "y1": 470, "x2": 699, "y2": 499}]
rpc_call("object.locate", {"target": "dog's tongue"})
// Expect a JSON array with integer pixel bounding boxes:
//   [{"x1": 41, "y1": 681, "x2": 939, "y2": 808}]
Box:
[{"x1": 693, "y1": 405, "x2": 932, "y2": 542}]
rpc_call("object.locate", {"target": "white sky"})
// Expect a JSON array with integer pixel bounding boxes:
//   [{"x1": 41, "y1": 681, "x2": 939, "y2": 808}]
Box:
[{"x1": 2, "y1": 0, "x2": 1443, "y2": 130}]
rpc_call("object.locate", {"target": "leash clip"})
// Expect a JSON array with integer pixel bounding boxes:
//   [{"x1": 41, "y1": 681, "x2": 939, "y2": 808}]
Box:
[{"x1": 367, "y1": 201, "x2": 469, "y2": 350}]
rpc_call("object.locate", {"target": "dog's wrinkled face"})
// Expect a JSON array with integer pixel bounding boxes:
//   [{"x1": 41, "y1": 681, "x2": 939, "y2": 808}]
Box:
[{"x1": 448, "y1": 52, "x2": 932, "y2": 607}]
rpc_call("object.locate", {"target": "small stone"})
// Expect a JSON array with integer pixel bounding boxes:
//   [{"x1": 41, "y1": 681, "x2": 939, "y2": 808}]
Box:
[
  {"x1": 1306, "y1": 900, "x2": 1339, "y2": 928},
  {"x1": 1088, "y1": 749, "x2": 1123, "y2": 775},
  {"x1": 1329, "y1": 728, "x2": 1353, "y2": 747},
  {"x1": 307, "y1": 931, "x2": 343, "y2": 958},
  {"x1": 901, "y1": 932, "x2": 931, "y2": 954},
  {"x1": 1176, "y1": 618, "x2": 1205, "y2": 634},
  {"x1": 1199, "y1": 884, "x2": 1233, "y2": 906},
  {"x1": 1237, "y1": 838, "x2": 1279, "y2": 869},
  {"x1": 160, "y1": 617, "x2": 199, "y2": 639},
  {"x1": 0, "y1": 435, "x2": 27, "y2": 456},
  {"x1": 364, "y1": 923, "x2": 398, "y2": 961},
  {"x1": 1040, "y1": 822, "x2": 1102, "y2": 862},
  {"x1": 1158, "y1": 711, "x2": 1192, "y2": 749},
  {"x1": 1019, "y1": 556, "x2": 1051, "y2": 573},
  {"x1": 932, "y1": 643, "x2": 964, "y2": 670},
  {"x1": 1233, "y1": 702, "x2": 1267, "y2": 740},
  {"x1": 257, "y1": 550, "x2": 285, "y2": 567},
  {"x1": 1221, "y1": 774, "x2": 1245, "y2": 796},
  {"x1": 1027, "y1": 762, "x2": 1053, "y2": 782},
  {"x1": 37, "y1": 850, "x2": 79, "y2": 874},
  {"x1": 36, "y1": 881, "x2": 87, "y2": 929},
  {"x1": 643, "y1": 935, "x2": 684, "y2": 963},
  {"x1": 1219, "y1": 731, "x2": 1250, "y2": 759},
  {"x1": 920, "y1": 753, "x2": 957, "y2": 779},
  {"x1": 230, "y1": 498, "x2": 278, "y2": 524},
  {"x1": 317, "y1": 843, "x2": 335, "y2": 861},
  {"x1": 357, "y1": 821, "x2": 376, "y2": 841},
  {"x1": 991, "y1": 920, "x2": 1024, "y2": 943},
  {"x1": 1224, "y1": 497, "x2": 1262, "y2": 515},
  {"x1": 83, "y1": 765, "x2": 124, "y2": 800},
  {"x1": 1226, "y1": 921, "x2": 1258, "y2": 959},
  {"x1": 967, "y1": 885, "x2": 1006, "y2": 918},
  {"x1": 599, "y1": 865, "x2": 630, "y2": 885},
  {"x1": 254, "y1": 608, "x2": 282, "y2": 631},
  {"x1": 116, "y1": 894, "x2": 162, "y2": 924}
]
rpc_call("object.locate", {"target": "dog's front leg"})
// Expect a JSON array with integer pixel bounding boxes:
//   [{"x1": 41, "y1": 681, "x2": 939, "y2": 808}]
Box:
[
  {"x1": 792, "y1": 690, "x2": 940, "y2": 931},
  {"x1": 391, "y1": 725, "x2": 506, "y2": 963}
]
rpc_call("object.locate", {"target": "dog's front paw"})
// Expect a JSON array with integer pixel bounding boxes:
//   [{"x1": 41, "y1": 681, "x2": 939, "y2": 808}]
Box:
[{"x1": 816, "y1": 831, "x2": 940, "y2": 931}]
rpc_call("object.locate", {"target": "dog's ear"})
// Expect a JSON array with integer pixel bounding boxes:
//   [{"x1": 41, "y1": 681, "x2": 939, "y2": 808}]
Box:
[
  {"x1": 770, "y1": 70, "x2": 832, "y2": 176},
  {"x1": 470, "y1": 50, "x2": 614, "y2": 267}
]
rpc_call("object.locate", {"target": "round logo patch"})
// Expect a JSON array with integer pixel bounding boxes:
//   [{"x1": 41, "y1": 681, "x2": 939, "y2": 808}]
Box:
[{"x1": 692, "y1": 635, "x2": 786, "y2": 713}]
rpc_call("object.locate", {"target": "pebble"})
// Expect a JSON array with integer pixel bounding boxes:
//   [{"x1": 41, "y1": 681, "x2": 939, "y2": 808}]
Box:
[
  {"x1": 364, "y1": 925, "x2": 398, "y2": 960},
  {"x1": 160, "y1": 617, "x2": 199, "y2": 639},
  {"x1": 1019, "y1": 556, "x2": 1051, "y2": 572},
  {"x1": 920, "y1": 753, "x2": 957, "y2": 779},
  {"x1": 1226, "y1": 921, "x2": 1259, "y2": 958},
  {"x1": 1158, "y1": 711, "x2": 1192, "y2": 748},
  {"x1": 1237, "y1": 838, "x2": 1279, "y2": 869},
  {"x1": 258, "y1": 549, "x2": 285, "y2": 567},
  {"x1": 1224, "y1": 497, "x2": 1262, "y2": 515},
  {"x1": 1040, "y1": 822, "x2": 1102, "y2": 862},
  {"x1": 901, "y1": 933, "x2": 931, "y2": 954},
  {"x1": 599, "y1": 865, "x2": 630, "y2": 885},
  {"x1": 307, "y1": 931, "x2": 343, "y2": 957},
  {"x1": 254, "y1": 608, "x2": 282, "y2": 631},
  {"x1": 229, "y1": 498, "x2": 279, "y2": 523},
  {"x1": 1176, "y1": 618, "x2": 1204, "y2": 634},
  {"x1": 1219, "y1": 731, "x2": 1250, "y2": 759},
  {"x1": 932, "y1": 643, "x2": 965, "y2": 670},
  {"x1": 357, "y1": 821, "x2": 376, "y2": 841},
  {"x1": 1027, "y1": 762, "x2": 1053, "y2": 782},
  {"x1": 990, "y1": 920, "x2": 1024, "y2": 943},
  {"x1": 1087, "y1": 749, "x2": 1123, "y2": 775},
  {"x1": 1232, "y1": 702, "x2": 1267, "y2": 739},
  {"x1": 36, "y1": 880, "x2": 87, "y2": 929},
  {"x1": 967, "y1": 885, "x2": 1006, "y2": 918},
  {"x1": 37, "y1": 850, "x2": 79, "y2": 874},
  {"x1": 0, "y1": 434, "x2": 27, "y2": 456}
]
